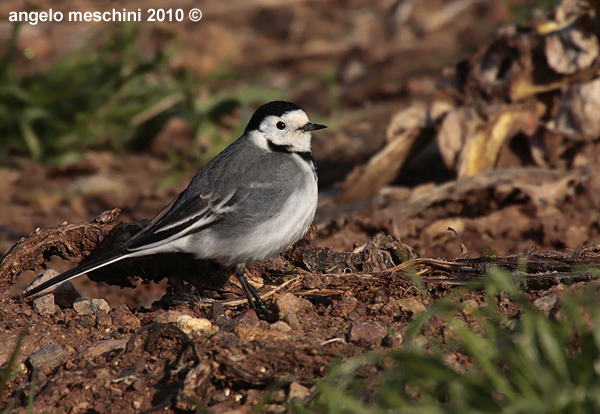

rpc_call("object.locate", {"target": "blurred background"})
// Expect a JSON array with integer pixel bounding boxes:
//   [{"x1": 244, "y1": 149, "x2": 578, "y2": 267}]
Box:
[{"x1": 5, "y1": 0, "x2": 598, "y2": 304}]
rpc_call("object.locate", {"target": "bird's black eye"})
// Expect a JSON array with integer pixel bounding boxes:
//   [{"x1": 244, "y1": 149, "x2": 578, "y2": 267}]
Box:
[{"x1": 276, "y1": 121, "x2": 286, "y2": 130}]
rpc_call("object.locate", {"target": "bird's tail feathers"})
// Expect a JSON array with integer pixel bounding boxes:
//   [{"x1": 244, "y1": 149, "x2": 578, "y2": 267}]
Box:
[{"x1": 22, "y1": 248, "x2": 128, "y2": 298}]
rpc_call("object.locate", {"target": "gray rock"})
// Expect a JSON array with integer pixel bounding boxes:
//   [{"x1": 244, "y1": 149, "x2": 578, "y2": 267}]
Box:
[
  {"x1": 73, "y1": 298, "x2": 111, "y2": 315},
  {"x1": 28, "y1": 344, "x2": 67, "y2": 373},
  {"x1": 26, "y1": 269, "x2": 81, "y2": 307},
  {"x1": 32, "y1": 294, "x2": 56, "y2": 316}
]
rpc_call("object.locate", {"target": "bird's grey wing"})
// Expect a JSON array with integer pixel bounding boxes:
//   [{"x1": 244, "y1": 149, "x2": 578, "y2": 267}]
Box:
[
  {"x1": 125, "y1": 189, "x2": 235, "y2": 252},
  {"x1": 125, "y1": 141, "x2": 305, "y2": 253}
]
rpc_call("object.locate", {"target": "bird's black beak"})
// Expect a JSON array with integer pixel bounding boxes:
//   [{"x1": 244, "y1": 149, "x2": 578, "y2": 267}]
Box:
[{"x1": 299, "y1": 122, "x2": 327, "y2": 132}]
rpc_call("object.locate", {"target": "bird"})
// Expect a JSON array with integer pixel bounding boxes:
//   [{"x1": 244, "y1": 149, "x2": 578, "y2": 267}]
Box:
[{"x1": 23, "y1": 101, "x2": 327, "y2": 313}]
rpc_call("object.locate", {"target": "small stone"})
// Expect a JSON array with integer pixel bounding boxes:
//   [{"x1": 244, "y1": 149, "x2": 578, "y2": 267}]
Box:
[
  {"x1": 79, "y1": 339, "x2": 129, "y2": 359},
  {"x1": 96, "y1": 311, "x2": 112, "y2": 327},
  {"x1": 25, "y1": 269, "x2": 81, "y2": 307},
  {"x1": 347, "y1": 310, "x2": 361, "y2": 321},
  {"x1": 32, "y1": 294, "x2": 56, "y2": 316},
  {"x1": 282, "y1": 313, "x2": 301, "y2": 330},
  {"x1": 396, "y1": 298, "x2": 427, "y2": 316},
  {"x1": 274, "y1": 293, "x2": 313, "y2": 319},
  {"x1": 73, "y1": 298, "x2": 111, "y2": 315},
  {"x1": 347, "y1": 321, "x2": 387, "y2": 347},
  {"x1": 176, "y1": 315, "x2": 213, "y2": 334},
  {"x1": 28, "y1": 344, "x2": 67, "y2": 373},
  {"x1": 534, "y1": 293, "x2": 558, "y2": 316},
  {"x1": 110, "y1": 303, "x2": 141, "y2": 330},
  {"x1": 80, "y1": 315, "x2": 96, "y2": 328},
  {"x1": 288, "y1": 381, "x2": 310, "y2": 403},
  {"x1": 270, "y1": 321, "x2": 292, "y2": 332}
]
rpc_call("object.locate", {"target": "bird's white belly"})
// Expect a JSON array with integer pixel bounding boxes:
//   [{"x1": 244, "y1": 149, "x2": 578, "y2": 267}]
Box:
[
  {"x1": 196, "y1": 176, "x2": 317, "y2": 267},
  {"x1": 190, "y1": 157, "x2": 318, "y2": 268}
]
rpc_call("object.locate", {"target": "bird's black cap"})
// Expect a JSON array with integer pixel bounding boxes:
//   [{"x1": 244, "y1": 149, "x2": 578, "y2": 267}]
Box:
[{"x1": 245, "y1": 101, "x2": 303, "y2": 133}]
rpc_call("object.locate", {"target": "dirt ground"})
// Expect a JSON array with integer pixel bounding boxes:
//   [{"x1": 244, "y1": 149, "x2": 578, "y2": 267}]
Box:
[{"x1": 3, "y1": 0, "x2": 600, "y2": 413}]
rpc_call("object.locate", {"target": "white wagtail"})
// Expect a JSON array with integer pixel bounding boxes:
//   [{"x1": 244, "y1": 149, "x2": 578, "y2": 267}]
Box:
[{"x1": 23, "y1": 101, "x2": 326, "y2": 312}]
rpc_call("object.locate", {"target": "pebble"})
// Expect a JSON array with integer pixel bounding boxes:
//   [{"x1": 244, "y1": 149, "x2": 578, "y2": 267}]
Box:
[
  {"x1": 533, "y1": 293, "x2": 558, "y2": 316},
  {"x1": 282, "y1": 313, "x2": 301, "y2": 330},
  {"x1": 73, "y1": 298, "x2": 111, "y2": 315},
  {"x1": 347, "y1": 321, "x2": 387, "y2": 347},
  {"x1": 270, "y1": 321, "x2": 292, "y2": 332},
  {"x1": 176, "y1": 315, "x2": 213, "y2": 334},
  {"x1": 110, "y1": 303, "x2": 141, "y2": 330},
  {"x1": 32, "y1": 294, "x2": 56, "y2": 316},
  {"x1": 96, "y1": 310, "x2": 112, "y2": 327},
  {"x1": 274, "y1": 293, "x2": 313, "y2": 319},
  {"x1": 80, "y1": 315, "x2": 96, "y2": 328},
  {"x1": 396, "y1": 298, "x2": 427, "y2": 315},
  {"x1": 288, "y1": 381, "x2": 311, "y2": 403},
  {"x1": 28, "y1": 344, "x2": 67, "y2": 373},
  {"x1": 26, "y1": 269, "x2": 81, "y2": 307}
]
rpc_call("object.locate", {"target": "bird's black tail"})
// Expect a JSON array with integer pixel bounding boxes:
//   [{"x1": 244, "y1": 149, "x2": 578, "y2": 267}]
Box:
[{"x1": 22, "y1": 248, "x2": 128, "y2": 298}]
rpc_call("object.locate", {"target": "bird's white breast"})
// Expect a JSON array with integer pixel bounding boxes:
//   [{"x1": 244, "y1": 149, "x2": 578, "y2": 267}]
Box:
[
  {"x1": 184, "y1": 153, "x2": 318, "y2": 267},
  {"x1": 229, "y1": 153, "x2": 317, "y2": 265}
]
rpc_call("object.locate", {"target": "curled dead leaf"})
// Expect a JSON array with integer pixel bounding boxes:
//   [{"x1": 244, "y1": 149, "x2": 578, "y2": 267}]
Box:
[
  {"x1": 335, "y1": 100, "x2": 451, "y2": 204},
  {"x1": 438, "y1": 103, "x2": 542, "y2": 177}
]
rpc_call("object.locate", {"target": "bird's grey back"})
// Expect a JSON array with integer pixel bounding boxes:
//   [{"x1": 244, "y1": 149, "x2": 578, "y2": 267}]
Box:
[{"x1": 173, "y1": 136, "x2": 309, "y2": 236}]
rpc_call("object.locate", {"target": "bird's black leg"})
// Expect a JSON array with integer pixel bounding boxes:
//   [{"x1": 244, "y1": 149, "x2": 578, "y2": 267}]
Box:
[{"x1": 235, "y1": 265, "x2": 268, "y2": 314}]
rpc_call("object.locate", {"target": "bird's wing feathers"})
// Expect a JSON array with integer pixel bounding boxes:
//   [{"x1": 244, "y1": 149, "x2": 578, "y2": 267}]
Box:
[
  {"x1": 125, "y1": 149, "x2": 301, "y2": 253},
  {"x1": 125, "y1": 190, "x2": 235, "y2": 252}
]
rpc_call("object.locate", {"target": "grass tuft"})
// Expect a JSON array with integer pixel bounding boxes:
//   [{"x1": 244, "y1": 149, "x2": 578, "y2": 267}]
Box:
[{"x1": 298, "y1": 268, "x2": 600, "y2": 413}]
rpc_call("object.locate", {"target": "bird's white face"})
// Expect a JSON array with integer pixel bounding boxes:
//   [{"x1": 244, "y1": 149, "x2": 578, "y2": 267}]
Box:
[{"x1": 255, "y1": 109, "x2": 314, "y2": 152}]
